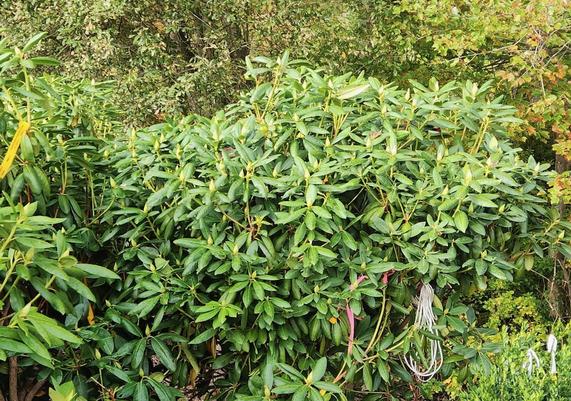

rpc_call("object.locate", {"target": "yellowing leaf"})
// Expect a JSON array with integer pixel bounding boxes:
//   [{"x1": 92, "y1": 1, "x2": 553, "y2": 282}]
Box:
[
  {"x1": 87, "y1": 303, "x2": 95, "y2": 326},
  {"x1": 0, "y1": 120, "x2": 30, "y2": 179},
  {"x1": 208, "y1": 336, "x2": 217, "y2": 358},
  {"x1": 190, "y1": 368, "x2": 198, "y2": 386}
]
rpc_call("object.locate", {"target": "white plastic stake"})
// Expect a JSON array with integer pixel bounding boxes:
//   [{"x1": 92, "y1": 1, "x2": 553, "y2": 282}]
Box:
[
  {"x1": 547, "y1": 334, "x2": 557, "y2": 374},
  {"x1": 522, "y1": 348, "x2": 540, "y2": 377}
]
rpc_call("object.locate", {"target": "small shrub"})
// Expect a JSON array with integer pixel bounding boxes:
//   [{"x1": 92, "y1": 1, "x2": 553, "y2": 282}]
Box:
[
  {"x1": 484, "y1": 290, "x2": 547, "y2": 332},
  {"x1": 459, "y1": 324, "x2": 571, "y2": 401}
]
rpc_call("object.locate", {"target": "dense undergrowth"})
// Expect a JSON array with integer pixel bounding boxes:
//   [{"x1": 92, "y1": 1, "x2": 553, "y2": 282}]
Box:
[{"x1": 0, "y1": 35, "x2": 570, "y2": 401}]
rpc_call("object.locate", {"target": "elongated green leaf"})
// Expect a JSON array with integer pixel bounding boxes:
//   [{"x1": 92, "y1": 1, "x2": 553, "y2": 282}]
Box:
[
  {"x1": 150, "y1": 337, "x2": 176, "y2": 372},
  {"x1": 454, "y1": 211, "x2": 469, "y2": 233},
  {"x1": 67, "y1": 277, "x2": 96, "y2": 301},
  {"x1": 131, "y1": 338, "x2": 146, "y2": 368},
  {"x1": 134, "y1": 381, "x2": 149, "y2": 401},
  {"x1": 314, "y1": 381, "x2": 342, "y2": 393},
  {"x1": 337, "y1": 83, "x2": 369, "y2": 100},
  {"x1": 76, "y1": 263, "x2": 120, "y2": 279},
  {"x1": 0, "y1": 339, "x2": 31, "y2": 353},
  {"x1": 311, "y1": 357, "x2": 327, "y2": 382},
  {"x1": 23, "y1": 32, "x2": 46, "y2": 52}
]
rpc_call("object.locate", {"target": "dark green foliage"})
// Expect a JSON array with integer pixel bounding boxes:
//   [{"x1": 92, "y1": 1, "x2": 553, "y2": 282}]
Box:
[
  {"x1": 1, "y1": 30, "x2": 570, "y2": 401},
  {"x1": 87, "y1": 54, "x2": 570, "y2": 400}
]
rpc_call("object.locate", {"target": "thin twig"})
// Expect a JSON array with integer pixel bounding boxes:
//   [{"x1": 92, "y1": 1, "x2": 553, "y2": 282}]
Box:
[{"x1": 23, "y1": 380, "x2": 45, "y2": 401}]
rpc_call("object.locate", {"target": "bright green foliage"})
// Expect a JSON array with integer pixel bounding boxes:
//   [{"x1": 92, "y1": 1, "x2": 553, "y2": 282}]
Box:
[
  {"x1": 0, "y1": 35, "x2": 120, "y2": 399},
  {"x1": 49, "y1": 381, "x2": 82, "y2": 401},
  {"x1": 0, "y1": 203, "x2": 84, "y2": 367},
  {"x1": 236, "y1": 358, "x2": 343, "y2": 401},
  {"x1": 83, "y1": 54, "x2": 571, "y2": 400},
  {"x1": 458, "y1": 324, "x2": 571, "y2": 401},
  {"x1": 0, "y1": 34, "x2": 119, "y2": 238},
  {"x1": 484, "y1": 290, "x2": 547, "y2": 333}
]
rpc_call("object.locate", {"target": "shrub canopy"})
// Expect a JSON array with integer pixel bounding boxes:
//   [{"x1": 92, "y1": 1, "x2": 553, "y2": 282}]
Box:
[
  {"x1": 1, "y1": 35, "x2": 570, "y2": 400},
  {"x1": 92, "y1": 54, "x2": 570, "y2": 399}
]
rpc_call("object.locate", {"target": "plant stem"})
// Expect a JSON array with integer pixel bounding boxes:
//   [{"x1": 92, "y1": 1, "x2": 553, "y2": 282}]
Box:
[
  {"x1": 0, "y1": 219, "x2": 20, "y2": 294},
  {"x1": 1, "y1": 276, "x2": 19, "y2": 302},
  {"x1": 0, "y1": 218, "x2": 18, "y2": 256},
  {"x1": 369, "y1": 304, "x2": 392, "y2": 354},
  {"x1": 385, "y1": 339, "x2": 405, "y2": 353},
  {"x1": 8, "y1": 357, "x2": 18, "y2": 401},
  {"x1": 470, "y1": 117, "x2": 490, "y2": 154},
  {"x1": 364, "y1": 289, "x2": 386, "y2": 354},
  {"x1": 332, "y1": 360, "x2": 347, "y2": 383},
  {"x1": 23, "y1": 380, "x2": 45, "y2": 401},
  {"x1": 0, "y1": 259, "x2": 17, "y2": 296}
]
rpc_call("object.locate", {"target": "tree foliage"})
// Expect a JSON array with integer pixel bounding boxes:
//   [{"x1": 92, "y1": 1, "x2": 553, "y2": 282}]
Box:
[{"x1": 2, "y1": 1, "x2": 568, "y2": 140}]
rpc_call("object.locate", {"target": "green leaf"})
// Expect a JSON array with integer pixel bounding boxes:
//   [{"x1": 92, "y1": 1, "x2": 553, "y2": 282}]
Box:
[
  {"x1": 311, "y1": 357, "x2": 327, "y2": 382},
  {"x1": 377, "y1": 360, "x2": 389, "y2": 383},
  {"x1": 27, "y1": 216, "x2": 65, "y2": 225},
  {"x1": 151, "y1": 337, "x2": 177, "y2": 372},
  {"x1": 16, "y1": 237, "x2": 53, "y2": 249},
  {"x1": 147, "y1": 379, "x2": 176, "y2": 401},
  {"x1": 305, "y1": 211, "x2": 316, "y2": 230},
  {"x1": 312, "y1": 206, "x2": 332, "y2": 219},
  {"x1": 315, "y1": 247, "x2": 336, "y2": 258},
  {"x1": 19, "y1": 332, "x2": 51, "y2": 363},
  {"x1": 0, "y1": 339, "x2": 31, "y2": 354},
  {"x1": 454, "y1": 211, "x2": 469, "y2": 233},
  {"x1": 362, "y1": 362, "x2": 373, "y2": 391},
  {"x1": 292, "y1": 385, "x2": 307, "y2": 401},
  {"x1": 36, "y1": 319, "x2": 81, "y2": 344},
  {"x1": 309, "y1": 388, "x2": 321, "y2": 401},
  {"x1": 431, "y1": 119, "x2": 460, "y2": 130},
  {"x1": 23, "y1": 32, "x2": 47, "y2": 52},
  {"x1": 76, "y1": 263, "x2": 120, "y2": 279},
  {"x1": 469, "y1": 194, "x2": 498, "y2": 208},
  {"x1": 337, "y1": 83, "x2": 370, "y2": 100},
  {"x1": 189, "y1": 328, "x2": 216, "y2": 345},
  {"x1": 306, "y1": 184, "x2": 318, "y2": 207},
  {"x1": 105, "y1": 365, "x2": 131, "y2": 382},
  {"x1": 134, "y1": 381, "x2": 149, "y2": 401},
  {"x1": 314, "y1": 381, "x2": 342, "y2": 393},
  {"x1": 488, "y1": 265, "x2": 507, "y2": 280},
  {"x1": 274, "y1": 208, "x2": 306, "y2": 224},
  {"x1": 130, "y1": 296, "x2": 160, "y2": 318},
  {"x1": 263, "y1": 363, "x2": 274, "y2": 388},
  {"x1": 131, "y1": 338, "x2": 146, "y2": 369},
  {"x1": 29, "y1": 56, "x2": 60, "y2": 66},
  {"x1": 273, "y1": 384, "x2": 300, "y2": 394},
  {"x1": 277, "y1": 363, "x2": 304, "y2": 380},
  {"x1": 173, "y1": 238, "x2": 203, "y2": 248},
  {"x1": 66, "y1": 277, "x2": 96, "y2": 302}
]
